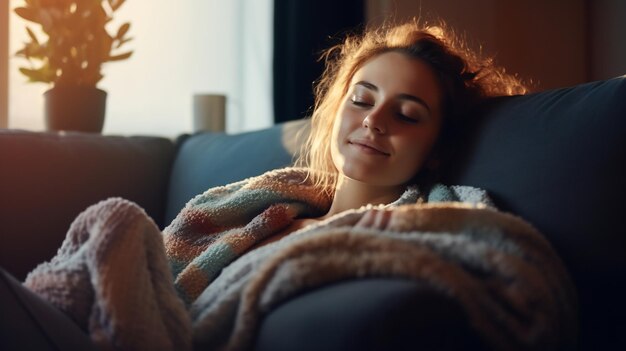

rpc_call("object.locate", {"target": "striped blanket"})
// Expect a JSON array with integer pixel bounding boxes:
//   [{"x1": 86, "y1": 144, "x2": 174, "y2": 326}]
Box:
[{"x1": 23, "y1": 167, "x2": 577, "y2": 351}]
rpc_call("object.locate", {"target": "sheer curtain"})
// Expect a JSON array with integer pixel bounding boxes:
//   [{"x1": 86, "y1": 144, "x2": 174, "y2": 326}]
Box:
[{"x1": 8, "y1": 0, "x2": 273, "y2": 137}]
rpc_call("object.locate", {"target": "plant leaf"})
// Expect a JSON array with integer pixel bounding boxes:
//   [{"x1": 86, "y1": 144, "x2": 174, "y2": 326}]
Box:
[
  {"x1": 89, "y1": 72, "x2": 104, "y2": 86},
  {"x1": 14, "y1": 7, "x2": 39, "y2": 23},
  {"x1": 101, "y1": 32, "x2": 114, "y2": 61},
  {"x1": 107, "y1": 51, "x2": 133, "y2": 62},
  {"x1": 116, "y1": 37, "x2": 133, "y2": 49},
  {"x1": 110, "y1": 0, "x2": 126, "y2": 12},
  {"x1": 19, "y1": 67, "x2": 55, "y2": 84},
  {"x1": 48, "y1": 7, "x2": 63, "y2": 21},
  {"x1": 116, "y1": 23, "x2": 130, "y2": 40},
  {"x1": 37, "y1": 9, "x2": 54, "y2": 31},
  {"x1": 25, "y1": 26, "x2": 39, "y2": 45},
  {"x1": 16, "y1": 0, "x2": 133, "y2": 87},
  {"x1": 23, "y1": 41, "x2": 47, "y2": 59}
]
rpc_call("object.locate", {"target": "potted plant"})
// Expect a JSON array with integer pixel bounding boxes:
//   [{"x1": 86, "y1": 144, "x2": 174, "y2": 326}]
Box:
[{"x1": 14, "y1": 0, "x2": 133, "y2": 133}]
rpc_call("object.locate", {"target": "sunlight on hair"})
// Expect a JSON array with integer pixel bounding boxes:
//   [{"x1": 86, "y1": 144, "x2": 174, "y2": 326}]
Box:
[{"x1": 295, "y1": 19, "x2": 527, "y2": 194}]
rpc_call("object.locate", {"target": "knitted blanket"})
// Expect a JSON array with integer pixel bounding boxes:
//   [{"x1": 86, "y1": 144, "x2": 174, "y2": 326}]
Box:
[{"x1": 24, "y1": 167, "x2": 577, "y2": 351}]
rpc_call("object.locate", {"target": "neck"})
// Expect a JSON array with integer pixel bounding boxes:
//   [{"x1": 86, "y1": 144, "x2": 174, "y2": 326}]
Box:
[{"x1": 322, "y1": 176, "x2": 405, "y2": 219}]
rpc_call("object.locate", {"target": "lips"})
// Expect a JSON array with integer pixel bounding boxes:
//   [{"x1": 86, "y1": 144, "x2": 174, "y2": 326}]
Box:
[{"x1": 348, "y1": 138, "x2": 390, "y2": 156}]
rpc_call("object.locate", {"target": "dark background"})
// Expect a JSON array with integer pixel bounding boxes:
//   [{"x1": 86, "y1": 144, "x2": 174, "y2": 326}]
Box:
[{"x1": 272, "y1": 0, "x2": 626, "y2": 123}]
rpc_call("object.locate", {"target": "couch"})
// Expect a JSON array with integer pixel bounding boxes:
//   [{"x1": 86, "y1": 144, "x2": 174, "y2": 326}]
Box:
[{"x1": 1, "y1": 75, "x2": 625, "y2": 350}]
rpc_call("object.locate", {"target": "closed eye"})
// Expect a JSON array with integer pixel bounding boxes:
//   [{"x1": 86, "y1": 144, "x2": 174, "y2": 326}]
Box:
[
  {"x1": 397, "y1": 113, "x2": 419, "y2": 124},
  {"x1": 350, "y1": 98, "x2": 373, "y2": 107}
]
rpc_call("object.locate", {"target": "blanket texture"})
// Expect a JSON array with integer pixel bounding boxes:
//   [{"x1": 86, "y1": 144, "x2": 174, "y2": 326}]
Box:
[{"x1": 24, "y1": 167, "x2": 577, "y2": 351}]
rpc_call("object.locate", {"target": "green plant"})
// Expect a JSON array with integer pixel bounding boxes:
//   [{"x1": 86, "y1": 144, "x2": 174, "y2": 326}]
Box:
[{"x1": 14, "y1": 0, "x2": 133, "y2": 87}]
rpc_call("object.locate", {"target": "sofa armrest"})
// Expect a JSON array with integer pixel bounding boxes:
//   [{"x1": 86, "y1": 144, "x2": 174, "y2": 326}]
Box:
[
  {"x1": 0, "y1": 267, "x2": 96, "y2": 351},
  {"x1": 0, "y1": 130, "x2": 175, "y2": 279}
]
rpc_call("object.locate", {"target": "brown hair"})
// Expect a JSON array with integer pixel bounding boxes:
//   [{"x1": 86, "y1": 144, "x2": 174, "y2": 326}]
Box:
[{"x1": 296, "y1": 19, "x2": 527, "y2": 193}]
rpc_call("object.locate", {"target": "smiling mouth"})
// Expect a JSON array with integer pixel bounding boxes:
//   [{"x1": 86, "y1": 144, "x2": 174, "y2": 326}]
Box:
[{"x1": 348, "y1": 140, "x2": 390, "y2": 156}]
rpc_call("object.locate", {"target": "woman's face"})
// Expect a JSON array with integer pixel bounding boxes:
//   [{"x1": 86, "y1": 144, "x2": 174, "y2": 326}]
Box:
[{"x1": 331, "y1": 51, "x2": 443, "y2": 187}]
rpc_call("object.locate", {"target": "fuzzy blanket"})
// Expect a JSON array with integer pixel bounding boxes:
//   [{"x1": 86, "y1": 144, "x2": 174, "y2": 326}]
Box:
[{"x1": 24, "y1": 168, "x2": 577, "y2": 351}]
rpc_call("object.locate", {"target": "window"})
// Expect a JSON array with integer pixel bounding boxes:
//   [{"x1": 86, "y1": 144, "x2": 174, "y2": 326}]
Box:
[{"x1": 8, "y1": 0, "x2": 273, "y2": 137}]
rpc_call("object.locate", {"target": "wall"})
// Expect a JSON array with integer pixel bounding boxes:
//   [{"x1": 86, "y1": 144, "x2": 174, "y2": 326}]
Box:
[
  {"x1": 367, "y1": 0, "x2": 625, "y2": 92},
  {"x1": 1, "y1": 2, "x2": 7, "y2": 128},
  {"x1": 590, "y1": 0, "x2": 626, "y2": 81}
]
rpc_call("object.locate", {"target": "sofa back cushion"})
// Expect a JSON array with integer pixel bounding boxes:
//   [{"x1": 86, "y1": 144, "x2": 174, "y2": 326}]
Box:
[
  {"x1": 0, "y1": 131, "x2": 175, "y2": 279},
  {"x1": 165, "y1": 120, "x2": 307, "y2": 224},
  {"x1": 442, "y1": 76, "x2": 626, "y2": 347}
]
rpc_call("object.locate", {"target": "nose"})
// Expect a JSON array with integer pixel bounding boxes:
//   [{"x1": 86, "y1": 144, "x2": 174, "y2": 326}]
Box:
[{"x1": 362, "y1": 110, "x2": 387, "y2": 134}]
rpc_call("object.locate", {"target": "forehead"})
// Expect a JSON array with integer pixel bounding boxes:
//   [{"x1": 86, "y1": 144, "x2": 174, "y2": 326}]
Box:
[{"x1": 351, "y1": 52, "x2": 443, "y2": 110}]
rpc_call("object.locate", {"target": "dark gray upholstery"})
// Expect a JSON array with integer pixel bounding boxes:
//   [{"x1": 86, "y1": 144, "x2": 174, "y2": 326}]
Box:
[
  {"x1": 442, "y1": 76, "x2": 626, "y2": 349},
  {"x1": 0, "y1": 130, "x2": 175, "y2": 280},
  {"x1": 254, "y1": 279, "x2": 485, "y2": 351},
  {"x1": 165, "y1": 124, "x2": 294, "y2": 224},
  {"x1": 0, "y1": 267, "x2": 96, "y2": 350}
]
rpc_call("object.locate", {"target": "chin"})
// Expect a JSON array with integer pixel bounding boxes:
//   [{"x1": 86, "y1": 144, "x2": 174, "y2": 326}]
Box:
[{"x1": 341, "y1": 166, "x2": 396, "y2": 187}]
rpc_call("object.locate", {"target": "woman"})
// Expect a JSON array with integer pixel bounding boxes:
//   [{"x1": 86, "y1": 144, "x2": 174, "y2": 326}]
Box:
[
  {"x1": 22, "y1": 21, "x2": 575, "y2": 351},
  {"x1": 247, "y1": 21, "x2": 526, "y2": 248},
  {"x1": 165, "y1": 21, "x2": 524, "y2": 298}
]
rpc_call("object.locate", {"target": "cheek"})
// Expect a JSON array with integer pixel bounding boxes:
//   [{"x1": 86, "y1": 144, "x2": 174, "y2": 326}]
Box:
[
  {"x1": 330, "y1": 104, "x2": 359, "y2": 169},
  {"x1": 398, "y1": 127, "x2": 441, "y2": 172},
  {"x1": 335, "y1": 105, "x2": 363, "y2": 137}
]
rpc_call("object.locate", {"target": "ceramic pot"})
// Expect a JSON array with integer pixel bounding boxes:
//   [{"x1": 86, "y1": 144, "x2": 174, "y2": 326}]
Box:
[{"x1": 44, "y1": 86, "x2": 107, "y2": 133}]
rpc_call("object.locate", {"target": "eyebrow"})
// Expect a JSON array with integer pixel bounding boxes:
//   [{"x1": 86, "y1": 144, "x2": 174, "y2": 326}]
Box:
[{"x1": 354, "y1": 80, "x2": 432, "y2": 113}]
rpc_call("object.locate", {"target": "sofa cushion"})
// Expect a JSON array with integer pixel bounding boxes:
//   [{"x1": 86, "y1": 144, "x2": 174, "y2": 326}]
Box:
[
  {"x1": 255, "y1": 278, "x2": 485, "y2": 351},
  {"x1": 0, "y1": 130, "x2": 175, "y2": 279},
  {"x1": 165, "y1": 120, "x2": 308, "y2": 224},
  {"x1": 442, "y1": 76, "x2": 626, "y2": 348}
]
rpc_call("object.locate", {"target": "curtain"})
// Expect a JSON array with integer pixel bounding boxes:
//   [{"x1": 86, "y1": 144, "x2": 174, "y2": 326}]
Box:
[{"x1": 273, "y1": 0, "x2": 364, "y2": 123}]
